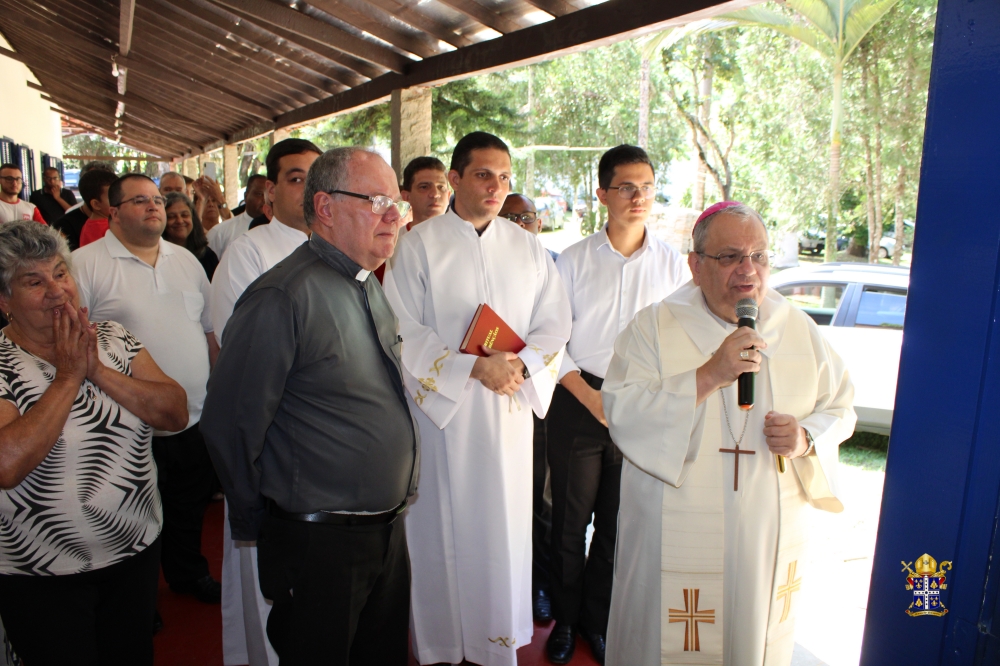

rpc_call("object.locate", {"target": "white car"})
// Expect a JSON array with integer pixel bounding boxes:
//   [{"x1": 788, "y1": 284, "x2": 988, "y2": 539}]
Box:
[{"x1": 769, "y1": 263, "x2": 909, "y2": 435}]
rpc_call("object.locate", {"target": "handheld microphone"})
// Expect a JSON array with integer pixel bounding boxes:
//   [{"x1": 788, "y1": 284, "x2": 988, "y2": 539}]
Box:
[{"x1": 735, "y1": 298, "x2": 758, "y2": 411}]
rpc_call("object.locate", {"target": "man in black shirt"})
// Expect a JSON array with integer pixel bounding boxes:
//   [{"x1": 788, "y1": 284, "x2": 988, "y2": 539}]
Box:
[
  {"x1": 29, "y1": 168, "x2": 77, "y2": 223},
  {"x1": 202, "y1": 147, "x2": 418, "y2": 666}
]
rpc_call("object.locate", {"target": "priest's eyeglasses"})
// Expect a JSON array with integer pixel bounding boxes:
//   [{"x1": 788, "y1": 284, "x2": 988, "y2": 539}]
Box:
[
  {"x1": 501, "y1": 212, "x2": 537, "y2": 225},
  {"x1": 697, "y1": 251, "x2": 769, "y2": 267},
  {"x1": 329, "y1": 190, "x2": 411, "y2": 217},
  {"x1": 606, "y1": 184, "x2": 655, "y2": 199}
]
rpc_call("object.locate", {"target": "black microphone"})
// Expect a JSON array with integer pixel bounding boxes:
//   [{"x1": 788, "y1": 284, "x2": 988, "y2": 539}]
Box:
[{"x1": 736, "y1": 298, "x2": 758, "y2": 411}]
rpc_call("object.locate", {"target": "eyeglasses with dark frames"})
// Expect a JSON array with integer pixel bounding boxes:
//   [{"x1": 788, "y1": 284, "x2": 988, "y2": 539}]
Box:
[
  {"x1": 696, "y1": 251, "x2": 769, "y2": 268},
  {"x1": 606, "y1": 184, "x2": 655, "y2": 199},
  {"x1": 501, "y1": 212, "x2": 538, "y2": 225},
  {"x1": 328, "y1": 190, "x2": 411, "y2": 217}
]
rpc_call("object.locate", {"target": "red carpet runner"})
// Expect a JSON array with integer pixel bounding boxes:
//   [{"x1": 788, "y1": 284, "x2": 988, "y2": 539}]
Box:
[{"x1": 153, "y1": 500, "x2": 600, "y2": 666}]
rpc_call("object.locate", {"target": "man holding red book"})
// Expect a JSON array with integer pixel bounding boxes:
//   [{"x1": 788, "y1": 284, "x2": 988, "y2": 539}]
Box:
[{"x1": 384, "y1": 132, "x2": 571, "y2": 666}]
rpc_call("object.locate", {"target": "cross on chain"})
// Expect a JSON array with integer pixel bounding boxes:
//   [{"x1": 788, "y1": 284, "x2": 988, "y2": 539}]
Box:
[
  {"x1": 776, "y1": 560, "x2": 802, "y2": 622},
  {"x1": 719, "y1": 444, "x2": 755, "y2": 491},
  {"x1": 668, "y1": 588, "x2": 716, "y2": 652}
]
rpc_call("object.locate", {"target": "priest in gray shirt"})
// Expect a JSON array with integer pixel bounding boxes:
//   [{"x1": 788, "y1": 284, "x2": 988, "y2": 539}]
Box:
[{"x1": 201, "y1": 147, "x2": 418, "y2": 666}]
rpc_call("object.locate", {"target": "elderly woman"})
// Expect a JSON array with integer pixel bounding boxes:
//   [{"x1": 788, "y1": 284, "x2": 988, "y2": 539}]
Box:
[
  {"x1": 164, "y1": 191, "x2": 220, "y2": 280},
  {"x1": 0, "y1": 221, "x2": 188, "y2": 665}
]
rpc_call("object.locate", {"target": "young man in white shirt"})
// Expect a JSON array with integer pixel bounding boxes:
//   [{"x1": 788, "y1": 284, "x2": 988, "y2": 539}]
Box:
[
  {"x1": 207, "y1": 174, "x2": 267, "y2": 259},
  {"x1": 211, "y1": 139, "x2": 321, "y2": 342},
  {"x1": 207, "y1": 137, "x2": 321, "y2": 666},
  {"x1": 0, "y1": 164, "x2": 45, "y2": 224},
  {"x1": 546, "y1": 145, "x2": 688, "y2": 664},
  {"x1": 71, "y1": 174, "x2": 221, "y2": 607}
]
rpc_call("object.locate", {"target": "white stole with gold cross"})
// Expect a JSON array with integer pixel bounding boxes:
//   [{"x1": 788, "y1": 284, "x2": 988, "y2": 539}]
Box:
[{"x1": 655, "y1": 289, "x2": 844, "y2": 665}]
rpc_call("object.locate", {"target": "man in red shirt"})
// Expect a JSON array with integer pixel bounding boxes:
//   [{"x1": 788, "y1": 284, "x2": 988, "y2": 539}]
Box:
[{"x1": 0, "y1": 164, "x2": 46, "y2": 224}]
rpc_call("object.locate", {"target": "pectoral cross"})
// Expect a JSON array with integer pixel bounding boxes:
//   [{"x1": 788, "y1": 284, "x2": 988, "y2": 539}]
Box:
[{"x1": 719, "y1": 444, "x2": 755, "y2": 491}]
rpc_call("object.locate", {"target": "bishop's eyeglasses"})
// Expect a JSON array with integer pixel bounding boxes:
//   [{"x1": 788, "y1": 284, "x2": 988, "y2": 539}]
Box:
[
  {"x1": 329, "y1": 190, "x2": 411, "y2": 217},
  {"x1": 697, "y1": 251, "x2": 769, "y2": 267}
]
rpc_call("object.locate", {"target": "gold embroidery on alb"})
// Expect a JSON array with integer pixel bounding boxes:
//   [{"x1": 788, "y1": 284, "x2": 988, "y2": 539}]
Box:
[
  {"x1": 488, "y1": 636, "x2": 516, "y2": 648},
  {"x1": 431, "y1": 351, "x2": 448, "y2": 376}
]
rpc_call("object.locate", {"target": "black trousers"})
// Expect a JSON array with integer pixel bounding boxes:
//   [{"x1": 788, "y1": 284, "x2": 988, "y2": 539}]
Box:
[
  {"x1": 547, "y1": 374, "x2": 623, "y2": 635},
  {"x1": 152, "y1": 423, "x2": 216, "y2": 586},
  {"x1": 0, "y1": 536, "x2": 161, "y2": 666},
  {"x1": 533, "y1": 413, "x2": 552, "y2": 595},
  {"x1": 257, "y1": 509, "x2": 410, "y2": 666}
]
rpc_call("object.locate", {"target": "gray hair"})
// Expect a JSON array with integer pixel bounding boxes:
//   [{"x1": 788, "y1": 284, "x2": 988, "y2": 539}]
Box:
[
  {"x1": 302, "y1": 147, "x2": 375, "y2": 227},
  {"x1": 164, "y1": 190, "x2": 194, "y2": 213},
  {"x1": 692, "y1": 203, "x2": 768, "y2": 254},
  {"x1": 0, "y1": 221, "x2": 72, "y2": 298}
]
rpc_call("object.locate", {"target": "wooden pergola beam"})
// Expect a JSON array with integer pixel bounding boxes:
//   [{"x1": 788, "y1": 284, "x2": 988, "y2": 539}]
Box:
[
  {"x1": 163, "y1": 0, "x2": 360, "y2": 88},
  {"x1": 303, "y1": 0, "x2": 441, "y2": 59},
  {"x1": 519, "y1": 0, "x2": 574, "y2": 17},
  {"x1": 277, "y1": 0, "x2": 756, "y2": 128},
  {"x1": 434, "y1": 0, "x2": 524, "y2": 34},
  {"x1": 209, "y1": 0, "x2": 410, "y2": 73},
  {"x1": 362, "y1": 0, "x2": 473, "y2": 49},
  {"x1": 129, "y1": 8, "x2": 326, "y2": 107}
]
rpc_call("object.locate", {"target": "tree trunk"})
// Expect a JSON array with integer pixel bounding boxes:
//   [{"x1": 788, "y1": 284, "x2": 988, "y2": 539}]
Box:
[
  {"x1": 865, "y1": 136, "x2": 877, "y2": 262},
  {"x1": 526, "y1": 70, "x2": 536, "y2": 198},
  {"x1": 825, "y1": 60, "x2": 844, "y2": 264},
  {"x1": 872, "y1": 42, "x2": 885, "y2": 264},
  {"x1": 638, "y1": 58, "x2": 650, "y2": 149},
  {"x1": 693, "y1": 60, "x2": 714, "y2": 210},
  {"x1": 893, "y1": 164, "x2": 906, "y2": 265}
]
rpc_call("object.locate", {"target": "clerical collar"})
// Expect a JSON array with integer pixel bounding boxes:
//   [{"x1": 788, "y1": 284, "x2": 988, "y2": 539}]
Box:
[{"x1": 308, "y1": 232, "x2": 367, "y2": 282}]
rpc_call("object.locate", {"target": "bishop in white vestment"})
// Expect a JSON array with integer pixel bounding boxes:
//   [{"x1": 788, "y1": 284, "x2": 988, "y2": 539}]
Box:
[
  {"x1": 602, "y1": 203, "x2": 856, "y2": 666},
  {"x1": 383, "y1": 132, "x2": 571, "y2": 666}
]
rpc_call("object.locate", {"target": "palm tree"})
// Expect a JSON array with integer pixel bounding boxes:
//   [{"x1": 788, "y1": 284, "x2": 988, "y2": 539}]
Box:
[{"x1": 647, "y1": 0, "x2": 900, "y2": 261}]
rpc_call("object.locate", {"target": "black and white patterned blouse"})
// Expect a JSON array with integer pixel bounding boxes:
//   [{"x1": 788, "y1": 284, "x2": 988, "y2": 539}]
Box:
[{"x1": 0, "y1": 321, "x2": 162, "y2": 576}]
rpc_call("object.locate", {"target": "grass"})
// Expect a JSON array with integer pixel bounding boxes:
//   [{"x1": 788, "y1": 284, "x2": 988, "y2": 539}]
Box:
[{"x1": 839, "y1": 431, "x2": 889, "y2": 471}]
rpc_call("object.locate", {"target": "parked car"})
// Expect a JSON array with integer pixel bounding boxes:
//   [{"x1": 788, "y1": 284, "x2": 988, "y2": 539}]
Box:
[
  {"x1": 770, "y1": 262, "x2": 909, "y2": 435},
  {"x1": 798, "y1": 229, "x2": 825, "y2": 255},
  {"x1": 536, "y1": 196, "x2": 566, "y2": 231}
]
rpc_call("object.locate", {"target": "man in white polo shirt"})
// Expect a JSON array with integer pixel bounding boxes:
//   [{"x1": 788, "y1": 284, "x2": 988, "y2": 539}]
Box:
[
  {"x1": 545, "y1": 145, "x2": 688, "y2": 664},
  {"x1": 208, "y1": 137, "x2": 321, "y2": 666},
  {"x1": 71, "y1": 174, "x2": 221, "y2": 607},
  {"x1": 207, "y1": 174, "x2": 267, "y2": 259}
]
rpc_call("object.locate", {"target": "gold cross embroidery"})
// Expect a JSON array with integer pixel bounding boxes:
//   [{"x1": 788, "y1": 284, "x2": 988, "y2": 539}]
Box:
[
  {"x1": 668, "y1": 588, "x2": 715, "y2": 652},
  {"x1": 417, "y1": 377, "x2": 438, "y2": 392},
  {"x1": 776, "y1": 561, "x2": 802, "y2": 622}
]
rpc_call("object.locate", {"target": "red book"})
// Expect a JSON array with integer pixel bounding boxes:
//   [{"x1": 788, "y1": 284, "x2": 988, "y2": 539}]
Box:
[{"x1": 459, "y1": 304, "x2": 525, "y2": 357}]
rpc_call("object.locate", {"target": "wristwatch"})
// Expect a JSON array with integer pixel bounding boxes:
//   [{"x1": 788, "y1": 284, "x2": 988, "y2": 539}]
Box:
[
  {"x1": 521, "y1": 364, "x2": 531, "y2": 380},
  {"x1": 802, "y1": 429, "x2": 816, "y2": 457}
]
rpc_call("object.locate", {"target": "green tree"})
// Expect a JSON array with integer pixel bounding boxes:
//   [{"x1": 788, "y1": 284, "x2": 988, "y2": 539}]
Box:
[{"x1": 655, "y1": 0, "x2": 901, "y2": 261}]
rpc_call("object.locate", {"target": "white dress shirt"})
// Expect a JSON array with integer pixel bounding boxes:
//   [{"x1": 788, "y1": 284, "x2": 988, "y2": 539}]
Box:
[
  {"x1": 206, "y1": 210, "x2": 253, "y2": 258},
  {"x1": 556, "y1": 225, "x2": 688, "y2": 379},
  {"x1": 72, "y1": 231, "x2": 214, "y2": 434},
  {"x1": 209, "y1": 218, "x2": 308, "y2": 343}
]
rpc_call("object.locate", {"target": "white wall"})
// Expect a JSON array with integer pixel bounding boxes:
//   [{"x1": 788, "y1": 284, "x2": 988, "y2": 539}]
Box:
[{"x1": 0, "y1": 34, "x2": 64, "y2": 190}]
